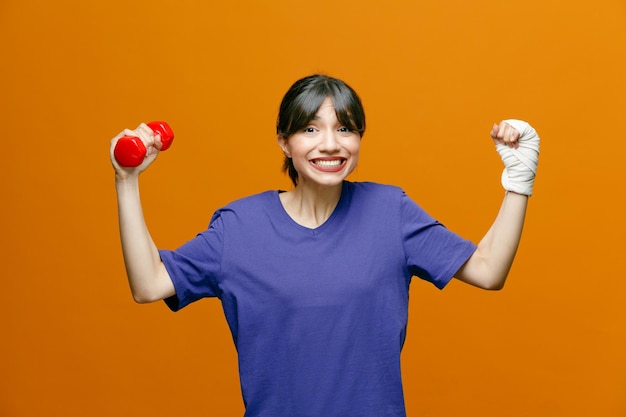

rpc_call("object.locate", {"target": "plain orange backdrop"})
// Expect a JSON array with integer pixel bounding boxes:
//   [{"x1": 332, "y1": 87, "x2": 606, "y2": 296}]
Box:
[{"x1": 1, "y1": 0, "x2": 625, "y2": 416}]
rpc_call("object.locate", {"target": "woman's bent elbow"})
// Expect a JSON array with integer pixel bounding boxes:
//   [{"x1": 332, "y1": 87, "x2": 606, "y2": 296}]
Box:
[
  {"x1": 456, "y1": 269, "x2": 508, "y2": 290},
  {"x1": 128, "y1": 269, "x2": 175, "y2": 304},
  {"x1": 483, "y1": 280, "x2": 506, "y2": 291},
  {"x1": 132, "y1": 292, "x2": 158, "y2": 304},
  {"x1": 131, "y1": 287, "x2": 168, "y2": 304}
]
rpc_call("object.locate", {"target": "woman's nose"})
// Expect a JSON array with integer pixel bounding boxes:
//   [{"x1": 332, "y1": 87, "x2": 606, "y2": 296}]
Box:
[{"x1": 319, "y1": 130, "x2": 340, "y2": 152}]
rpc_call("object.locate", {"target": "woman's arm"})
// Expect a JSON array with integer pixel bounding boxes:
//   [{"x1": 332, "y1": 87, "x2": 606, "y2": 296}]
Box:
[
  {"x1": 111, "y1": 123, "x2": 175, "y2": 303},
  {"x1": 454, "y1": 191, "x2": 527, "y2": 290},
  {"x1": 454, "y1": 120, "x2": 540, "y2": 290}
]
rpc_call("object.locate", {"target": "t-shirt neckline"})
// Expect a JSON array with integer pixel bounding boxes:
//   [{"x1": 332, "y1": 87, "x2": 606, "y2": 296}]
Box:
[{"x1": 272, "y1": 181, "x2": 351, "y2": 236}]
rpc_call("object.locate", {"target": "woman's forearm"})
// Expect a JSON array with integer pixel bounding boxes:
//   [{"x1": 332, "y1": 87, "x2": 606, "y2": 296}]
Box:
[
  {"x1": 455, "y1": 191, "x2": 528, "y2": 290},
  {"x1": 116, "y1": 176, "x2": 174, "y2": 302}
]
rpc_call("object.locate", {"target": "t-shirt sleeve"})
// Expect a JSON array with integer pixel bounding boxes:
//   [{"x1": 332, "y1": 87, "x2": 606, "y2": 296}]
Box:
[
  {"x1": 400, "y1": 192, "x2": 477, "y2": 289},
  {"x1": 159, "y1": 212, "x2": 225, "y2": 311}
]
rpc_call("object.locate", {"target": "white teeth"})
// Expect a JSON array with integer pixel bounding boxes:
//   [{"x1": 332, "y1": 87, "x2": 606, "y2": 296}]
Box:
[{"x1": 313, "y1": 159, "x2": 343, "y2": 167}]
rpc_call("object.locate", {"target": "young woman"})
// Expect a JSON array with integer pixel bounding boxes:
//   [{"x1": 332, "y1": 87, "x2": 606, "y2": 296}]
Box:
[{"x1": 110, "y1": 74, "x2": 539, "y2": 417}]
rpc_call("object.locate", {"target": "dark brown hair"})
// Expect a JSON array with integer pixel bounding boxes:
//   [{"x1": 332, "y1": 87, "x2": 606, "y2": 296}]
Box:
[{"x1": 277, "y1": 74, "x2": 366, "y2": 186}]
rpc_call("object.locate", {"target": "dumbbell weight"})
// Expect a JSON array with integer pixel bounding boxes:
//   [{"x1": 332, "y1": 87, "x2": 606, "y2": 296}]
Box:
[{"x1": 114, "y1": 121, "x2": 175, "y2": 167}]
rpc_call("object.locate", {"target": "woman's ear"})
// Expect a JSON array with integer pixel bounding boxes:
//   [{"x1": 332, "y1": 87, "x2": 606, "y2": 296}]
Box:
[{"x1": 277, "y1": 135, "x2": 291, "y2": 157}]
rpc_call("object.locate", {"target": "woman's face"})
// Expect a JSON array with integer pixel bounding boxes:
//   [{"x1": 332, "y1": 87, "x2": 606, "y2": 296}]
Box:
[{"x1": 278, "y1": 97, "x2": 361, "y2": 189}]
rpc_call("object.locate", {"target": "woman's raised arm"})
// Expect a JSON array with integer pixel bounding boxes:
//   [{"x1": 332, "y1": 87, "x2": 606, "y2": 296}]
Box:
[
  {"x1": 454, "y1": 120, "x2": 540, "y2": 290},
  {"x1": 110, "y1": 123, "x2": 175, "y2": 303}
]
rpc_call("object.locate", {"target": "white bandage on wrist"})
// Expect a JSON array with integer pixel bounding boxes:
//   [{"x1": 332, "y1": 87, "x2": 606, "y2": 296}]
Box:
[{"x1": 496, "y1": 119, "x2": 540, "y2": 196}]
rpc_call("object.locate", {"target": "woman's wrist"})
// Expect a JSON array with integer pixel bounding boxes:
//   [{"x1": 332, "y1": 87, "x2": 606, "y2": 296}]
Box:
[{"x1": 115, "y1": 173, "x2": 140, "y2": 191}]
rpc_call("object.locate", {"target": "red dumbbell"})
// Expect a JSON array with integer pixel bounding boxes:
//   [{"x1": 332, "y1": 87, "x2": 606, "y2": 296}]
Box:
[{"x1": 114, "y1": 121, "x2": 175, "y2": 167}]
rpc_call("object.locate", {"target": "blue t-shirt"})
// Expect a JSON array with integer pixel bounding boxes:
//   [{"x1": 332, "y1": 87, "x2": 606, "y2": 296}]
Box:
[{"x1": 159, "y1": 181, "x2": 476, "y2": 417}]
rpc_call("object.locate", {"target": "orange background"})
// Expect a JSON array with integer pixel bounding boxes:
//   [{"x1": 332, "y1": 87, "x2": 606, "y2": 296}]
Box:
[{"x1": 2, "y1": 0, "x2": 625, "y2": 416}]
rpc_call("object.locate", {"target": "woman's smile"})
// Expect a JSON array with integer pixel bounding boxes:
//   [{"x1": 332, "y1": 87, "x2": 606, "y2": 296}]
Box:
[{"x1": 310, "y1": 157, "x2": 347, "y2": 171}]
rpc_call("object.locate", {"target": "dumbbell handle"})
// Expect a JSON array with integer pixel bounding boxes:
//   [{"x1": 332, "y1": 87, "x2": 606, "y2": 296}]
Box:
[{"x1": 114, "y1": 121, "x2": 174, "y2": 167}]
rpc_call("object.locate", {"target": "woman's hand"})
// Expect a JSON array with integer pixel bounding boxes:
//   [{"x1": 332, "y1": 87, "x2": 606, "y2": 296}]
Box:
[
  {"x1": 110, "y1": 123, "x2": 164, "y2": 179},
  {"x1": 491, "y1": 120, "x2": 521, "y2": 149},
  {"x1": 492, "y1": 119, "x2": 540, "y2": 196}
]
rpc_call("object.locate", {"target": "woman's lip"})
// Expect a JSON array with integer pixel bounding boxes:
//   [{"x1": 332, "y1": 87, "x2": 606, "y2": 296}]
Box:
[{"x1": 310, "y1": 157, "x2": 346, "y2": 162}]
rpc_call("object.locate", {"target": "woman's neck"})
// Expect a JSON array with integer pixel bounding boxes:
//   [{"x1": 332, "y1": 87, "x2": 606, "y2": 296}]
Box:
[{"x1": 279, "y1": 182, "x2": 343, "y2": 229}]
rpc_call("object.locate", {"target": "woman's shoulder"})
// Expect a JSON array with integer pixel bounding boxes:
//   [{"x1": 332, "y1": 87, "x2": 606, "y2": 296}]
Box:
[
  {"x1": 347, "y1": 181, "x2": 404, "y2": 198},
  {"x1": 343, "y1": 181, "x2": 408, "y2": 216},
  {"x1": 203, "y1": 191, "x2": 276, "y2": 226},
  {"x1": 214, "y1": 190, "x2": 278, "y2": 217}
]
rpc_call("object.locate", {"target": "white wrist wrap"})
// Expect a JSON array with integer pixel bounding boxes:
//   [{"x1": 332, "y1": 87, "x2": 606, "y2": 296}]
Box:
[{"x1": 496, "y1": 119, "x2": 540, "y2": 196}]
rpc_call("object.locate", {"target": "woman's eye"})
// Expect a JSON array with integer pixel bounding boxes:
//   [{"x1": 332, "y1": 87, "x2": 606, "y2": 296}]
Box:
[
  {"x1": 304, "y1": 127, "x2": 317, "y2": 133},
  {"x1": 338, "y1": 127, "x2": 351, "y2": 133}
]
